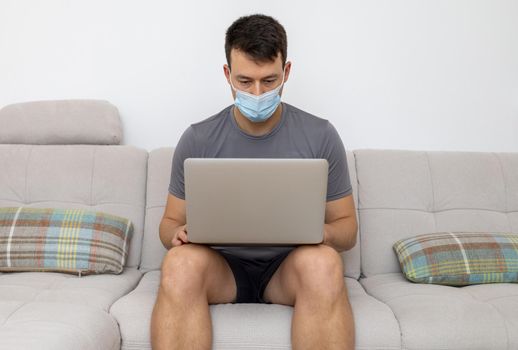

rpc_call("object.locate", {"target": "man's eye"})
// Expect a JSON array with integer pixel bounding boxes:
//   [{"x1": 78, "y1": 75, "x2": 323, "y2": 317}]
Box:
[
  {"x1": 239, "y1": 81, "x2": 251, "y2": 85},
  {"x1": 264, "y1": 80, "x2": 275, "y2": 84}
]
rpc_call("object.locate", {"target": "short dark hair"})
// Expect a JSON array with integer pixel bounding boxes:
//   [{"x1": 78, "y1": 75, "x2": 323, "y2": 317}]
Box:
[{"x1": 225, "y1": 14, "x2": 287, "y2": 70}]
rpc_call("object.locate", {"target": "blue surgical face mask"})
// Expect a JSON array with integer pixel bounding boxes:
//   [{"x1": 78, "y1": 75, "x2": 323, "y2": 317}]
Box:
[{"x1": 229, "y1": 69, "x2": 286, "y2": 123}]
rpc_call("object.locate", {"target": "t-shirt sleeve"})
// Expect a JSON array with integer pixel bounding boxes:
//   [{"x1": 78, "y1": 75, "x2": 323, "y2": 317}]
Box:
[
  {"x1": 168, "y1": 126, "x2": 197, "y2": 200},
  {"x1": 321, "y1": 121, "x2": 353, "y2": 201}
]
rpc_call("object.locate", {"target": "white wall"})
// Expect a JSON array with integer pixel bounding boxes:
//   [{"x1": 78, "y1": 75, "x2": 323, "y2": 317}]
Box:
[{"x1": 1, "y1": 0, "x2": 517, "y2": 152}]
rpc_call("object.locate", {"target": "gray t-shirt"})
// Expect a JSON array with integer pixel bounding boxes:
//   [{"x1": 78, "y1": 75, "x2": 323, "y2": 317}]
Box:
[{"x1": 168, "y1": 102, "x2": 352, "y2": 259}]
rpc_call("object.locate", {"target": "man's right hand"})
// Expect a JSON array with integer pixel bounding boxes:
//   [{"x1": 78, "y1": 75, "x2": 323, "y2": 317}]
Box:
[{"x1": 171, "y1": 224, "x2": 189, "y2": 247}]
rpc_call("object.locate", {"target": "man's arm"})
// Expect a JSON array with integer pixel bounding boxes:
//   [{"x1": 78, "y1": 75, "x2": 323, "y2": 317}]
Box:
[
  {"x1": 159, "y1": 193, "x2": 187, "y2": 250},
  {"x1": 322, "y1": 193, "x2": 358, "y2": 253}
]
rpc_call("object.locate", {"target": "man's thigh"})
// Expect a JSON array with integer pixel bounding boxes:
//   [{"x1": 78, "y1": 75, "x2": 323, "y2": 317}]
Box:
[
  {"x1": 261, "y1": 246, "x2": 301, "y2": 306},
  {"x1": 163, "y1": 244, "x2": 237, "y2": 304},
  {"x1": 261, "y1": 244, "x2": 343, "y2": 305}
]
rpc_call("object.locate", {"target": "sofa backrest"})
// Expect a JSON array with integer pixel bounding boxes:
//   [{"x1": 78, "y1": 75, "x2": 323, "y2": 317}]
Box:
[
  {"x1": 355, "y1": 149, "x2": 518, "y2": 277},
  {"x1": 0, "y1": 100, "x2": 148, "y2": 268},
  {"x1": 139, "y1": 147, "x2": 362, "y2": 279}
]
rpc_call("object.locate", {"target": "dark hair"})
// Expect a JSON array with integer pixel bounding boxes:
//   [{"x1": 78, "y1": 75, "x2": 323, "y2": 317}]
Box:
[{"x1": 225, "y1": 14, "x2": 287, "y2": 69}]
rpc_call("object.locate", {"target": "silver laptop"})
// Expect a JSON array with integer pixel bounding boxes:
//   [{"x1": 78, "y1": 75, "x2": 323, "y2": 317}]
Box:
[{"x1": 184, "y1": 158, "x2": 328, "y2": 246}]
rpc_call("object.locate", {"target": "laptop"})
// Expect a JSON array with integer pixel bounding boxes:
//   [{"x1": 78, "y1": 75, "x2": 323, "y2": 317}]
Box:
[{"x1": 184, "y1": 158, "x2": 328, "y2": 246}]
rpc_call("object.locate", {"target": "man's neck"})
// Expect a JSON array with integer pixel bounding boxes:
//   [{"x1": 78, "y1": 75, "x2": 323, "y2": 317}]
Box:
[{"x1": 233, "y1": 104, "x2": 283, "y2": 137}]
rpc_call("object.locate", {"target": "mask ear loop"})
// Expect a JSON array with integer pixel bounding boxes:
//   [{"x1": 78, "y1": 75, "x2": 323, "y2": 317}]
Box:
[{"x1": 279, "y1": 65, "x2": 286, "y2": 88}]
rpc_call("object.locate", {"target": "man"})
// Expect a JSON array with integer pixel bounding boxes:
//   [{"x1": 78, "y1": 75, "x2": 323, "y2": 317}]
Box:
[{"x1": 151, "y1": 14, "x2": 357, "y2": 350}]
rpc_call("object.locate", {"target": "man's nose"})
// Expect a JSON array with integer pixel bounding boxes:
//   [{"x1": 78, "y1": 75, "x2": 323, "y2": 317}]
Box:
[{"x1": 251, "y1": 82, "x2": 264, "y2": 96}]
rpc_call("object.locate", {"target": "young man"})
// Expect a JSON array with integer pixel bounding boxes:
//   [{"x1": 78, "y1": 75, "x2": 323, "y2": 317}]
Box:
[{"x1": 151, "y1": 14, "x2": 357, "y2": 350}]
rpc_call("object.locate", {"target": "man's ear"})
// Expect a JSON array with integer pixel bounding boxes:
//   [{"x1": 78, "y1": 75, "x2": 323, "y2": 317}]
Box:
[
  {"x1": 223, "y1": 64, "x2": 231, "y2": 83},
  {"x1": 283, "y1": 61, "x2": 292, "y2": 84}
]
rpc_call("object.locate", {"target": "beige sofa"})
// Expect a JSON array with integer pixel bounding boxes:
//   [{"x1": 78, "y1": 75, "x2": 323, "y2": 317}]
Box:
[{"x1": 1, "y1": 99, "x2": 516, "y2": 350}]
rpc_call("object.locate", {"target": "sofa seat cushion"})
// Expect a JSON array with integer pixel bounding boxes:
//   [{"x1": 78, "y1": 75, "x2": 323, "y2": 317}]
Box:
[
  {"x1": 360, "y1": 272, "x2": 517, "y2": 350},
  {"x1": 0, "y1": 267, "x2": 142, "y2": 312},
  {"x1": 0, "y1": 301, "x2": 120, "y2": 350},
  {"x1": 0, "y1": 268, "x2": 142, "y2": 349},
  {"x1": 110, "y1": 270, "x2": 401, "y2": 350}
]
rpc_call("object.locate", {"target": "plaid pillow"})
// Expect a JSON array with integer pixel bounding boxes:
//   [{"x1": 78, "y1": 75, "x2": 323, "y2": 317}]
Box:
[
  {"x1": 0, "y1": 207, "x2": 133, "y2": 276},
  {"x1": 393, "y1": 232, "x2": 518, "y2": 285}
]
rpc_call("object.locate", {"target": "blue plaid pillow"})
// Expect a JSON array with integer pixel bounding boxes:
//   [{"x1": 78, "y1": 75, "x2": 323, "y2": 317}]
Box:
[
  {"x1": 393, "y1": 232, "x2": 518, "y2": 285},
  {"x1": 0, "y1": 207, "x2": 133, "y2": 276}
]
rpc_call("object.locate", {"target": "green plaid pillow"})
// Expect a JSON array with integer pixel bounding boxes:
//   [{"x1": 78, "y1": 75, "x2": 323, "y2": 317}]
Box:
[
  {"x1": 0, "y1": 207, "x2": 133, "y2": 276},
  {"x1": 393, "y1": 232, "x2": 518, "y2": 285}
]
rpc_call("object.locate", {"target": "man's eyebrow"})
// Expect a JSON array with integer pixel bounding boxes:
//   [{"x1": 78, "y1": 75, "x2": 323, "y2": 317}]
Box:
[{"x1": 235, "y1": 74, "x2": 279, "y2": 80}]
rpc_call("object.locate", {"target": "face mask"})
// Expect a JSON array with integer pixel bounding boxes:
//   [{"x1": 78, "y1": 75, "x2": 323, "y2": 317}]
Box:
[{"x1": 229, "y1": 69, "x2": 285, "y2": 123}]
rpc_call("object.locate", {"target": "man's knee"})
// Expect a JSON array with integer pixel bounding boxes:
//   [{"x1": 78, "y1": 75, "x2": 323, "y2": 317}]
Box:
[
  {"x1": 291, "y1": 245, "x2": 345, "y2": 296},
  {"x1": 160, "y1": 244, "x2": 212, "y2": 296}
]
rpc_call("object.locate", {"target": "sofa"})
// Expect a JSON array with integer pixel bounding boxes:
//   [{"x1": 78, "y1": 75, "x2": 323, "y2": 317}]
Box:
[{"x1": 0, "y1": 99, "x2": 516, "y2": 350}]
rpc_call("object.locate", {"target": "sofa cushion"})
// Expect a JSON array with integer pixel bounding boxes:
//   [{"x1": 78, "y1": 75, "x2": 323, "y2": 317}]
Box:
[
  {"x1": 110, "y1": 270, "x2": 401, "y2": 350},
  {"x1": 393, "y1": 231, "x2": 518, "y2": 285},
  {"x1": 139, "y1": 148, "x2": 362, "y2": 279},
  {"x1": 0, "y1": 301, "x2": 120, "y2": 350},
  {"x1": 0, "y1": 267, "x2": 141, "y2": 311},
  {"x1": 0, "y1": 206, "x2": 134, "y2": 275},
  {"x1": 360, "y1": 272, "x2": 517, "y2": 350},
  {"x1": 0, "y1": 267, "x2": 143, "y2": 350},
  {"x1": 0, "y1": 99, "x2": 122, "y2": 145},
  {"x1": 355, "y1": 149, "x2": 518, "y2": 277},
  {"x1": 0, "y1": 144, "x2": 147, "y2": 268}
]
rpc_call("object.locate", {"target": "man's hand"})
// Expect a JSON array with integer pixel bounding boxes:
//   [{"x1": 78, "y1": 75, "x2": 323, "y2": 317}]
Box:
[{"x1": 171, "y1": 224, "x2": 189, "y2": 247}]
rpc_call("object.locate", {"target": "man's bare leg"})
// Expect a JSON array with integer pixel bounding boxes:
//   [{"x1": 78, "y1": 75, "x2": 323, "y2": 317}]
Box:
[
  {"x1": 291, "y1": 278, "x2": 354, "y2": 350},
  {"x1": 263, "y1": 245, "x2": 355, "y2": 350},
  {"x1": 150, "y1": 244, "x2": 237, "y2": 350}
]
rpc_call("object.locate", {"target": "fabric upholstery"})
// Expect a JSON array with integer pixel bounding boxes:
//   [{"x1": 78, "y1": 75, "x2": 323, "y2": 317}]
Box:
[
  {"x1": 0, "y1": 99, "x2": 122, "y2": 145},
  {"x1": 360, "y1": 272, "x2": 518, "y2": 350},
  {"x1": 0, "y1": 301, "x2": 120, "y2": 350},
  {"x1": 0, "y1": 267, "x2": 141, "y2": 312},
  {"x1": 0, "y1": 267, "x2": 142, "y2": 350}
]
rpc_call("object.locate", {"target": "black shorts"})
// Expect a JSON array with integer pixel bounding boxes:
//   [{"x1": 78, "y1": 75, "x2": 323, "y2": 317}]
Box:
[{"x1": 217, "y1": 249, "x2": 292, "y2": 304}]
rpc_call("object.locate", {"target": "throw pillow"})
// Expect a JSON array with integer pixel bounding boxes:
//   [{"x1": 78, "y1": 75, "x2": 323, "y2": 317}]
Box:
[
  {"x1": 393, "y1": 231, "x2": 518, "y2": 285},
  {"x1": 0, "y1": 207, "x2": 133, "y2": 276}
]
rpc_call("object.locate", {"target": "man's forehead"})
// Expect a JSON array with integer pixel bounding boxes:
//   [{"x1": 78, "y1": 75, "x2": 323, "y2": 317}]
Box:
[{"x1": 230, "y1": 49, "x2": 283, "y2": 76}]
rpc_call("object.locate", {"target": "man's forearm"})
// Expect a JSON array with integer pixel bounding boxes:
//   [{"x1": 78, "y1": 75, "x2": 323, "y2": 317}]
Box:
[
  {"x1": 323, "y1": 216, "x2": 358, "y2": 253},
  {"x1": 159, "y1": 218, "x2": 183, "y2": 250}
]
